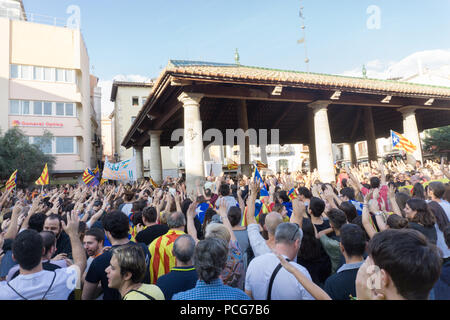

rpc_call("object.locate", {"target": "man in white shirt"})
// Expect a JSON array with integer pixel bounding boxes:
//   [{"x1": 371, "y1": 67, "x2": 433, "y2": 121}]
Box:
[
  {"x1": 245, "y1": 222, "x2": 314, "y2": 300},
  {"x1": 0, "y1": 212, "x2": 86, "y2": 300},
  {"x1": 428, "y1": 182, "x2": 450, "y2": 220}
]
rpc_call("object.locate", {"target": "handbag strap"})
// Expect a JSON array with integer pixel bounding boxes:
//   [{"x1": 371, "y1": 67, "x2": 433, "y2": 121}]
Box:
[
  {"x1": 123, "y1": 289, "x2": 156, "y2": 300},
  {"x1": 267, "y1": 258, "x2": 291, "y2": 300}
]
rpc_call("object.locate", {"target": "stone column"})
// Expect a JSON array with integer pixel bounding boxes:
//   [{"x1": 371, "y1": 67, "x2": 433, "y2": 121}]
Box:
[
  {"x1": 134, "y1": 146, "x2": 144, "y2": 180},
  {"x1": 350, "y1": 142, "x2": 358, "y2": 166},
  {"x1": 364, "y1": 107, "x2": 378, "y2": 162},
  {"x1": 148, "y1": 130, "x2": 163, "y2": 184},
  {"x1": 308, "y1": 101, "x2": 335, "y2": 183},
  {"x1": 307, "y1": 107, "x2": 318, "y2": 170},
  {"x1": 178, "y1": 92, "x2": 205, "y2": 196},
  {"x1": 237, "y1": 100, "x2": 252, "y2": 176},
  {"x1": 399, "y1": 106, "x2": 423, "y2": 164}
]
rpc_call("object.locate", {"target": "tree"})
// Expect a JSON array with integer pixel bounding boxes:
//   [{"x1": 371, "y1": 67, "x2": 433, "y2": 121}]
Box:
[
  {"x1": 422, "y1": 125, "x2": 450, "y2": 159},
  {"x1": 0, "y1": 128, "x2": 56, "y2": 188}
]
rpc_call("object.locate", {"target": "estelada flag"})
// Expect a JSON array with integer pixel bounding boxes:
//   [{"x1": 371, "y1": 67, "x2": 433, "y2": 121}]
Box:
[
  {"x1": 391, "y1": 130, "x2": 417, "y2": 154},
  {"x1": 6, "y1": 170, "x2": 18, "y2": 191},
  {"x1": 288, "y1": 188, "x2": 298, "y2": 201},
  {"x1": 35, "y1": 164, "x2": 49, "y2": 185}
]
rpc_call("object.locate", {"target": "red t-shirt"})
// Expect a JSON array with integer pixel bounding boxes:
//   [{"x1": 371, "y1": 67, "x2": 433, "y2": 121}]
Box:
[{"x1": 361, "y1": 185, "x2": 390, "y2": 212}]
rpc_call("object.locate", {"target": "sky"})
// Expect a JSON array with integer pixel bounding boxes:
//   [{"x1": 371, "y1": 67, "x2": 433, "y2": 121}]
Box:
[{"x1": 22, "y1": 0, "x2": 450, "y2": 114}]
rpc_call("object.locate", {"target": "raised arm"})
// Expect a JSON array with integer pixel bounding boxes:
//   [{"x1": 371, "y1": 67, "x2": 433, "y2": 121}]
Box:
[
  {"x1": 62, "y1": 212, "x2": 86, "y2": 273},
  {"x1": 246, "y1": 179, "x2": 259, "y2": 226},
  {"x1": 387, "y1": 184, "x2": 402, "y2": 217},
  {"x1": 186, "y1": 201, "x2": 199, "y2": 243},
  {"x1": 290, "y1": 198, "x2": 305, "y2": 229},
  {"x1": 361, "y1": 192, "x2": 377, "y2": 239},
  {"x1": 217, "y1": 200, "x2": 237, "y2": 242},
  {"x1": 4, "y1": 203, "x2": 23, "y2": 240}
]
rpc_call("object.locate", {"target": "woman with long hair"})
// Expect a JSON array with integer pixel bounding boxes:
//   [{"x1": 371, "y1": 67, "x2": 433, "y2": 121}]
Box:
[
  {"x1": 411, "y1": 183, "x2": 426, "y2": 200},
  {"x1": 297, "y1": 219, "x2": 331, "y2": 288},
  {"x1": 404, "y1": 199, "x2": 437, "y2": 244},
  {"x1": 428, "y1": 201, "x2": 450, "y2": 259}
]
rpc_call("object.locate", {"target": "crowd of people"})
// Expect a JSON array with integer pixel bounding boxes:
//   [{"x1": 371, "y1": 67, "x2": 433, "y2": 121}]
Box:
[{"x1": 0, "y1": 158, "x2": 449, "y2": 300}]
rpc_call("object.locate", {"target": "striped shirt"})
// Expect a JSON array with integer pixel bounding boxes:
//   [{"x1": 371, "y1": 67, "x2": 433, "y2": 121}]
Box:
[{"x1": 148, "y1": 229, "x2": 185, "y2": 284}]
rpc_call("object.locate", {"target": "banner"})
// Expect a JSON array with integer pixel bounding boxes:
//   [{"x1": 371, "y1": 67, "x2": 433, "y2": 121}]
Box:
[{"x1": 103, "y1": 156, "x2": 137, "y2": 182}]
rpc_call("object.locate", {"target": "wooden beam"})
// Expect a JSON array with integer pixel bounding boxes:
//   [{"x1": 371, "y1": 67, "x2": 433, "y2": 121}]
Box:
[
  {"x1": 153, "y1": 102, "x2": 183, "y2": 130},
  {"x1": 350, "y1": 109, "x2": 363, "y2": 141},
  {"x1": 271, "y1": 103, "x2": 296, "y2": 129}
]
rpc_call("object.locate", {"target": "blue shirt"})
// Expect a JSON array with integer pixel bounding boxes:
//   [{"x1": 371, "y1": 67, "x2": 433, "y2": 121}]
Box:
[
  {"x1": 156, "y1": 266, "x2": 198, "y2": 300},
  {"x1": 172, "y1": 279, "x2": 250, "y2": 300}
]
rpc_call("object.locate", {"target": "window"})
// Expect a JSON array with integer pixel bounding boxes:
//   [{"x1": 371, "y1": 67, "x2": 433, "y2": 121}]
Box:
[
  {"x1": 22, "y1": 101, "x2": 30, "y2": 115},
  {"x1": 10, "y1": 65, "x2": 19, "y2": 79},
  {"x1": 56, "y1": 69, "x2": 65, "y2": 82},
  {"x1": 34, "y1": 101, "x2": 43, "y2": 115},
  {"x1": 9, "y1": 100, "x2": 20, "y2": 114},
  {"x1": 21, "y1": 65, "x2": 32, "y2": 80},
  {"x1": 44, "y1": 102, "x2": 53, "y2": 115},
  {"x1": 131, "y1": 116, "x2": 137, "y2": 124},
  {"x1": 142, "y1": 97, "x2": 147, "y2": 106},
  {"x1": 56, "y1": 103, "x2": 65, "y2": 116},
  {"x1": 44, "y1": 68, "x2": 53, "y2": 81},
  {"x1": 132, "y1": 97, "x2": 139, "y2": 106},
  {"x1": 65, "y1": 103, "x2": 74, "y2": 116},
  {"x1": 34, "y1": 137, "x2": 52, "y2": 154},
  {"x1": 34, "y1": 67, "x2": 44, "y2": 81},
  {"x1": 65, "y1": 70, "x2": 74, "y2": 83},
  {"x1": 56, "y1": 137, "x2": 74, "y2": 154}
]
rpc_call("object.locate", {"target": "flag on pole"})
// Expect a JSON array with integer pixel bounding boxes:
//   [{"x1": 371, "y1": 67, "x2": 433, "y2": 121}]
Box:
[
  {"x1": 149, "y1": 178, "x2": 158, "y2": 188},
  {"x1": 391, "y1": 130, "x2": 417, "y2": 154},
  {"x1": 227, "y1": 159, "x2": 238, "y2": 171},
  {"x1": 82, "y1": 168, "x2": 99, "y2": 187},
  {"x1": 255, "y1": 160, "x2": 268, "y2": 170},
  {"x1": 6, "y1": 170, "x2": 18, "y2": 191},
  {"x1": 35, "y1": 164, "x2": 49, "y2": 185},
  {"x1": 100, "y1": 178, "x2": 108, "y2": 185},
  {"x1": 288, "y1": 188, "x2": 298, "y2": 201},
  {"x1": 93, "y1": 165, "x2": 100, "y2": 178}
]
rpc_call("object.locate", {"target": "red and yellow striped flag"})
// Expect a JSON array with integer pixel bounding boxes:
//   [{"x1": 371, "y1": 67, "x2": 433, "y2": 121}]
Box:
[
  {"x1": 149, "y1": 178, "x2": 158, "y2": 188},
  {"x1": 6, "y1": 170, "x2": 18, "y2": 191},
  {"x1": 256, "y1": 160, "x2": 268, "y2": 170},
  {"x1": 35, "y1": 164, "x2": 49, "y2": 186}
]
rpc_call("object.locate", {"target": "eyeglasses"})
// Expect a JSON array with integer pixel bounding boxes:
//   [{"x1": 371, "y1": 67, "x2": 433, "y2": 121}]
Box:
[{"x1": 290, "y1": 223, "x2": 300, "y2": 241}]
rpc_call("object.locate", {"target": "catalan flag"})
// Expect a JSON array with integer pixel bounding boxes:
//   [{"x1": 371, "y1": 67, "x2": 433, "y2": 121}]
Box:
[
  {"x1": 391, "y1": 130, "x2": 417, "y2": 154},
  {"x1": 149, "y1": 230, "x2": 185, "y2": 283},
  {"x1": 149, "y1": 177, "x2": 158, "y2": 188},
  {"x1": 227, "y1": 159, "x2": 239, "y2": 171},
  {"x1": 255, "y1": 160, "x2": 268, "y2": 170},
  {"x1": 35, "y1": 164, "x2": 49, "y2": 186},
  {"x1": 100, "y1": 178, "x2": 108, "y2": 185},
  {"x1": 5, "y1": 170, "x2": 18, "y2": 191},
  {"x1": 82, "y1": 168, "x2": 99, "y2": 187}
]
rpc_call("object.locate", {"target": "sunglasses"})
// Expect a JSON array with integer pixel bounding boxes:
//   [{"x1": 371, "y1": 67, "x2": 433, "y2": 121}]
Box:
[{"x1": 290, "y1": 223, "x2": 300, "y2": 241}]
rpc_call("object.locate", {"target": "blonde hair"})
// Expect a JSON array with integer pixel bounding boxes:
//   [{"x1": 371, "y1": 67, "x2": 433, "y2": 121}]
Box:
[{"x1": 205, "y1": 223, "x2": 231, "y2": 243}]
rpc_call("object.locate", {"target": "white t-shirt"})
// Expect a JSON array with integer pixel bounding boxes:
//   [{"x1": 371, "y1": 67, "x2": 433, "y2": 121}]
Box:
[
  {"x1": 121, "y1": 203, "x2": 133, "y2": 218},
  {"x1": 0, "y1": 267, "x2": 78, "y2": 300},
  {"x1": 245, "y1": 253, "x2": 315, "y2": 300}
]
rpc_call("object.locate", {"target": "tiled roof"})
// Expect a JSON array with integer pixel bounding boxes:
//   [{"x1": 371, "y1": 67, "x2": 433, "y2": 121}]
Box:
[{"x1": 164, "y1": 60, "x2": 450, "y2": 98}]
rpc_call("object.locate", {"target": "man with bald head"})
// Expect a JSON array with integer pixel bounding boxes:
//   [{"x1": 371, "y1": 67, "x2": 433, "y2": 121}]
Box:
[
  {"x1": 149, "y1": 211, "x2": 187, "y2": 284},
  {"x1": 246, "y1": 187, "x2": 284, "y2": 257},
  {"x1": 156, "y1": 234, "x2": 198, "y2": 299}
]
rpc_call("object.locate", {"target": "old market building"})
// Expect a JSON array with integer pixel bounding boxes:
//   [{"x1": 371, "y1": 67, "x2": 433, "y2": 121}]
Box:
[{"x1": 122, "y1": 60, "x2": 450, "y2": 194}]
